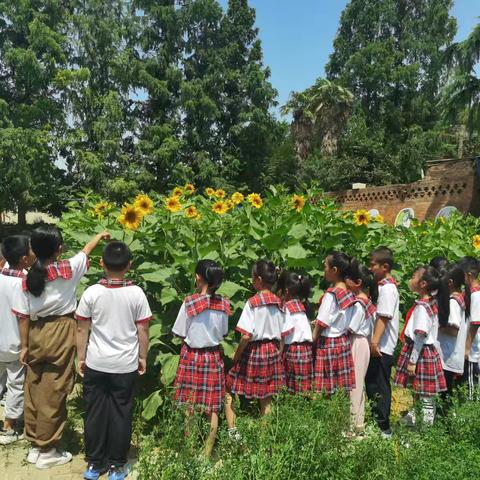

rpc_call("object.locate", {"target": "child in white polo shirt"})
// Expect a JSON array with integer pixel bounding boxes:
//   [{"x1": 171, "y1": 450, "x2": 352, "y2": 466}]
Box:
[
  {"x1": 76, "y1": 241, "x2": 152, "y2": 480},
  {"x1": 0, "y1": 235, "x2": 35, "y2": 445}
]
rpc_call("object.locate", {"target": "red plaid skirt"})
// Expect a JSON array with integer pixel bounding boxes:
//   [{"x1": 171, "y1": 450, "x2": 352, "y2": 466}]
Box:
[
  {"x1": 394, "y1": 339, "x2": 447, "y2": 397},
  {"x1": 313, "y1": 335, "x2": 356, "y2": 394},
  {"x1": 174, "y1": 344, "x2": 225, "y2": 413},
  {"x1": 283, "y1": 342, "x2": 313, "y2": 393},
  {"x1": 227, "y1": 340, "x2": 285, "y2": 399}
]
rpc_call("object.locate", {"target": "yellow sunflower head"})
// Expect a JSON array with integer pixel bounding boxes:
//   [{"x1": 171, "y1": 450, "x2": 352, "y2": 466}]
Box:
[
  {"x1": 473, "y1": 235, "x2": 480, "y2": 250},
  {"x1": 94, "y1": 201, "x2": 113, "y2": 219},
  {"x1": 215, "y1": 189, "x2": 226, "y2": 199},
  {"x1": 134, "y1": 194, "x2": 154, "y2": 216},
  {"x1": 165, "y1": 196, "x2": 182, "y2": 213},
  {"x1": 172, "y1": 187, "x2": 183, "y2": 198},
  {"x1": 205, "y1": 187, "x2": 215, "y2": 197},
  {"x1": 291, "y1": 194, "x2": 305, "y2": 213},
  {"x1": 247, "y1": 193, "x2": 263, "y2": 209},
  {"x1": 375, "y1": 214, "x2": 385, "y2": 224},
  {"x1": 185, "y1": 205, "x2": 200, "y2": 219},
  {"x1": 231, "y1": 192, "x2": 244, "y2": 205},
  {"x1": 184, "y1": 183, "x2": 195, "y2": 195},
  {"x1": 225, "y1": 200, "x2": 235, "y2": 211},
  {"x1": 118, "y1": 204, "x2": 143, "y2": 230},
  {"x1": 212, "y1": 201, "x2": 228, "y2": 215},
  {"x1": 353, "y1": 209, "x2": 371, "y2": 226}
]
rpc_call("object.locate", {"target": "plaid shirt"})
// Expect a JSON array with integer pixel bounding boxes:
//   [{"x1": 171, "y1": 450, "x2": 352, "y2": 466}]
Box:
[
  {"x1": 378, "y1": 277, "x2": 398, "y2": 287},
  {"x1": 1, "y1": 268, "x2": 25, "y2": 278},
  {"x1": 451, "y1": 292, "x2": 466, "y2": 311},
  {"x1": 98, "y1": 278, "x2": 134, "y2": 288},
  {"x1": 248, "y1": 292, "x2": 282, "y2": 309},
  {"x1": 284, "y1": 299, "x2": 306, "y2": 314},
  {"x1": 319, "y1": 287, "x2": 356, "y2": 311},
  {"x1": 185, "y1": 293, "x2": 231, "y2": 318},
  {"x1": 355, "y1": 296, "x2": 376, "y2": 323}
]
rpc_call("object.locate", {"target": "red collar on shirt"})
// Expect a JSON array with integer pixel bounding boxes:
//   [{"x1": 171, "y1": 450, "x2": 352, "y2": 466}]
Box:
[
  {"x1": 470, "y1": 285, "x2": 480, "y2": 294},
  {"x1": 22, "y1": 260, "x2": 73, "y2": 291},
  {"x1": 184, "y1": 293, "x2": 231, "y2": 318},
  {"x1": 98, "y1": 278, "x2": 134, "y2": 288},
  {"x1": 415, "y1": 297, "x2": 438, "y2": 318},
  {"x1": 355, "y1": 296, "x2": 376, "y2": 322},
  {"x1": 451, "y1": 292, "x2": 466, "y2": 311},
  {"x1": 248, "y1": 292, "x2": 282, "y2": 309},
  {"x1": 284, "y1": 299, "x2": 306, "y2": 314},
  {"x1": 0, "y1": 268, "x2": 25, "y2": 278},
  {"x1": 378, "y1": 277, "x2": 397, "y2": 287},
  {"x1": 319, "y1": 287, "x2": 356, "y2": 311}
]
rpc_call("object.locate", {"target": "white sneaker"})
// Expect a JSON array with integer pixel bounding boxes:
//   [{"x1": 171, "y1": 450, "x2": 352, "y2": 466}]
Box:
[
  {"x1": 401, "y1": 411, "x2": 416, "y2": 427},
  {"x1": 228, "y1": 427, "x2": 241, "y2": 441},
  {"x1": 27, "y1": 447, "x2": 41, "y2": 464},
  {"x1": 35, "y1": 448, "x2": 72, "y2": 469},
  {"x1": 0, "y1": 429, "x2": 24, "y2": 445}
]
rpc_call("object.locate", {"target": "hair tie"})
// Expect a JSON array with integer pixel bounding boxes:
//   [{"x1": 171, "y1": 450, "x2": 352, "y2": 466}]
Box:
[{"x1": 298, "y1": 274, "x2": 302, "y2": 280}]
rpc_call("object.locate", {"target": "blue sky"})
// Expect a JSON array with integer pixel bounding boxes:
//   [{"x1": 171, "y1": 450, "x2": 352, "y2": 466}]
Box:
[{"x1": 219, "y1": 0, "x2": 480, "y2": 114}]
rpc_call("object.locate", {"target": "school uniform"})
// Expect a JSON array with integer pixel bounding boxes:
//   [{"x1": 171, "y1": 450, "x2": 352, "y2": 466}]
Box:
[
  {"x1": 172, "y1": 293, "x2": 230, "y2": 414},
  {"x1": 314, "y1": 287, "x2": 356, "y2": 395},
  {"x1": 75, "y1": 278, "x2": 152, "y2": 470},
  {"x1": 436, "y1": 293, "x2": 467, "y2": 396},
  {"x1": 12, "y1": 252, "x2": 89, "y2": 449},
  {"x1": 462, "y1": 288, "x2": 480, "y2": 398},
  {"x1": 227, "y1": 292, "x2": 289, "y2": 399},
  {"x1": 0, "y1": 268, "x2": 26, "y2": 424},
  {"x1": 394, "y1": 298, "x2": 447, "y2": 397},
  {"x1": 349, "y1": 297, "x2": 376, "y2": 431},
  {"x1": 282, "y1": 299, "x2": 313, "y2": 394},
  {"x1": 365, "y1": 277, "x2": 399, "y2": 433}
]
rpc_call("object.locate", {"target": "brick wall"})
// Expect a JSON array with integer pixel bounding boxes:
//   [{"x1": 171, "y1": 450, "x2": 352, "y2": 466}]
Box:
[{"x1": 331, "y1": 158, "x2": 480, "y2": 224}]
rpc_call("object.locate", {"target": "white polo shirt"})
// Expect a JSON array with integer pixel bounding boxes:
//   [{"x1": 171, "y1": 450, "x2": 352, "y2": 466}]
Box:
[
  {"x1": 348, "y1": 300, "x2": 375, "y2": 339},
  {"x1": 283, "y1": 300, "x2": 313, "y2": 344},
  {"x1": 0, "y1": 269, "x2": 25, "y2": 362},
  {"x1": 75, "y1": 281, "x2": 152, "y2": 374},
  {"x1": 235, "y1": 302, "x2": 289, "y2": 341},
  {"x1": 468, "y1": 290, "x2": 480, "y2": 362},
  {"x1": 376, "y1": 282, "x2": 400, "y2": 355},
  {"x1": 172, "y1": 302, "x2": 228, "y2": 348},
  {"x1": 316, "y1": 289, "x2": 356, "y2": 338},
  {"x1": 408, "y1": 302, "x2": 438, "y2": 345}
]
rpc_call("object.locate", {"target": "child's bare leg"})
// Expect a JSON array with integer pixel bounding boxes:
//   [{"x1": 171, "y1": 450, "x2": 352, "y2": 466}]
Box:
[
  {"x1": 204, "y1": 412, "x2": 218, "y2": 458},
  {"x1": 225, "y1": 392, "x2": 236, "y2": 429},
  {"x1": 259, "y1": 396, "x2": 272, "y2": 416}
]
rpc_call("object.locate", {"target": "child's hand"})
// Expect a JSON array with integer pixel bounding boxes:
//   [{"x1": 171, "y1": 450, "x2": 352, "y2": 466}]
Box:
[
  {"x1": 77, "y1": 360, "x2": 86, "y2": 377},
  {"x1": 98, "y1": 231, "x2": 111, "y2": 241},
  {"x1": 407, "y1": 362, "x2": 416, "y2": 376},
  {"x1": 233, "y1": 351, "x2": 242, "y2": 364},
  {"x1": 138, "y1": 358, "x2": 147, "y2": 375},
  {"x1": 370, "y1": 343, "x2": 382, "y2": 357},
  {"x1": 19, "y1": 347, "x2": 28, "y2": 365}
]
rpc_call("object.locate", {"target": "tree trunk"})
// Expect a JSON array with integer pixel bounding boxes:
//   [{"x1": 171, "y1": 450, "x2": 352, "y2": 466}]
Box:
[{"x1": 18, "y1": 203, "x2": 27, "y2": 227}]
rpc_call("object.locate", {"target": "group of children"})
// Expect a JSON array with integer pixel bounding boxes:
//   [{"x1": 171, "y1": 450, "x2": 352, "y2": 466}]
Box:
[{"x1": 1, "y1": 226, "x2": 480, "y2": 478}]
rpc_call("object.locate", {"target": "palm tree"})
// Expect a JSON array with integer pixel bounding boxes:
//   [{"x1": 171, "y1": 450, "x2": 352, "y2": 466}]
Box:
[
  {"x1": 440, "y1": 23, "x2": 480, "y2": 139},
  {"x1": 281, "y1": 78, "x2": 354, "y2": 160}
]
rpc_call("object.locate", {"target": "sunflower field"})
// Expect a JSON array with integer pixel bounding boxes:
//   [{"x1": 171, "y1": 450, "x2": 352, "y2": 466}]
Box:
[{"x1": 58, "y1": 185, "x2": 480, "y2": 419}]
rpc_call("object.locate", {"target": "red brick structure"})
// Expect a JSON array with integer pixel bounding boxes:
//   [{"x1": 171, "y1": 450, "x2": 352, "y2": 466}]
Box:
[{"x1": 332, "y1": 158, "x2": 480, "y2": 224}]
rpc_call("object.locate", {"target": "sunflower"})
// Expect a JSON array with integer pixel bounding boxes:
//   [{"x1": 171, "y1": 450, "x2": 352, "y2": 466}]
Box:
[
  {"x1": 247, "y1": 193, "x2": 263, "y2": 209},
  {"x1": 225, "y1": 200, "x2": 235, "y2": 211},
  {"x1": 212, "y1": 201, "x2": 229, "y2": 215},
  {"x1": 184, "y1": 183, "x2": 195, "y2": 195},
  {"x1": 205, "y1": 187, "x2": 215, "y2": 197},
  {"x1": 215, "y1": 189, "x2": 226, "y2": 199},
  {"x1": 94, "y1": 201, "x2": 113, "y2": 218},
  {"x1": 185, "y1": 205, "x2": 200, "y2": 219},
  {"x1": 473, "y1": 235, "x2": 480, "y2": 250},
  {"x1": 134, "y1": 194, "x2": 154, "y2": 216},
  {"x1": 118, "y1": 204, "x2": 143, "y2": 230},
  {"x1": 172, "y1": 187, "x2": 183, "y2": 198},
  {"x1": 375, "y1": 214, "x2": 385, "y2": 224},
  {"x1": 165, "y1": 196, "x2": 182, "y2": 213},
  {"x1": 353, "y1": 209, "x2": 371, "y2": 226},
  {"x1": 231, "y1": 192, "x2": 244, "y2": 205},
  {"x1": 291, "y1": 194, "x2": 305, "y2": 213}
]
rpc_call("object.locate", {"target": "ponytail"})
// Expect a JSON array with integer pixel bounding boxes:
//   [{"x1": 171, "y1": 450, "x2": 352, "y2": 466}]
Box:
[
  {"x1": 195, "y1": 259, "x2": 224, "y2": 296},
  {"x1": 25, "y1": 226, "x2": 63, "y2": 297}
]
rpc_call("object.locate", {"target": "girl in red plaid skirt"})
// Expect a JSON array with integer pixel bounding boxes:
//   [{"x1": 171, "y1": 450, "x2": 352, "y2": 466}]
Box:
[
  {"x1": 313, "y1": 252, "x2": 357, "y2": 396},
  {"x1": 394, "y1": 266, "x2": 447, "y2": 425},
  {"x1": 345, "y1": 260, "x2": 378, "y2": 435},
  {"x1": 277, "y1": 271, "x2": 313, "y2": 394},
  {"x1": 226, "y1": 261, "x2": 290, "y2": 433},
  {"x1": 172, "y1": 260, "x2": 230, "y2": 457}
]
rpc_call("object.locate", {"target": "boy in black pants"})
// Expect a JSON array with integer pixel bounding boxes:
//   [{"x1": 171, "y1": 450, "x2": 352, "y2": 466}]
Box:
[
  {"x1": 366, "y1": 247, "x2": 400, "y2": 438},
  {"x1": 76, "y1": 242, "x2": 152, "y2": 480}
]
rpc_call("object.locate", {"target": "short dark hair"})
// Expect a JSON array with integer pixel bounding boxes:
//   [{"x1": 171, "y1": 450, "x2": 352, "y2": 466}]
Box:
[
  {"x1": 371, "y1": 246, "x2": 394, "y2": 270},
  {"x1": 102, "y1": 241, "x2": 132, "y2": 272},
  {"x1": 1, "y1": 235, "x2": 30, "y2": 267}
]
